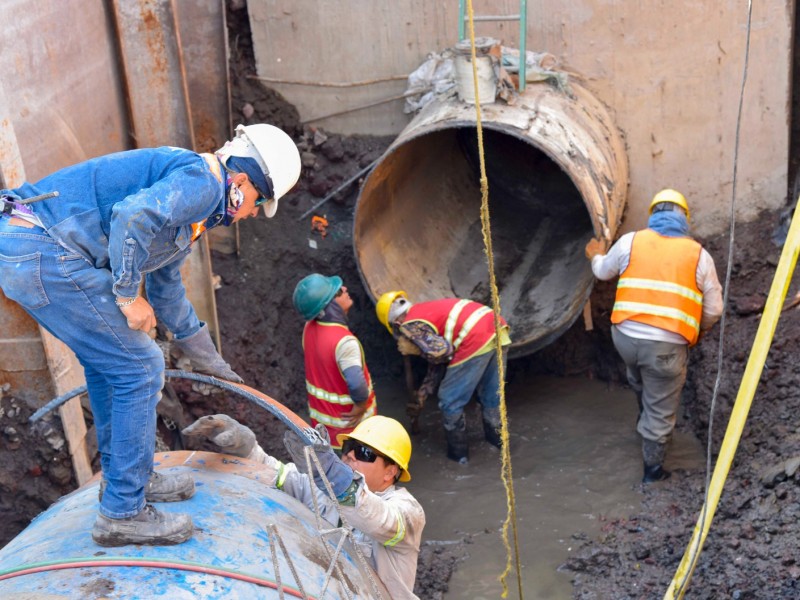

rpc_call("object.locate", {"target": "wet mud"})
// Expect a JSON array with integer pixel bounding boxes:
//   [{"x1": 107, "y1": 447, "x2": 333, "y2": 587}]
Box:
[{"x1": 561, "y1": 210, "x2": 800, "y2": 599}]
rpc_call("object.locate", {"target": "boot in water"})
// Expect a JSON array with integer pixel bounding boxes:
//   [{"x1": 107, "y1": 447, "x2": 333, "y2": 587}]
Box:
[
  {"x1": 483, "y1": 419, "x2": 502, "y2": 449},
  {"x1": 642, "y1": 463, "x2": 671, "y2": 483},
  {"x1": 445, "y1": 427, "x2": 469, "y2": 464}
]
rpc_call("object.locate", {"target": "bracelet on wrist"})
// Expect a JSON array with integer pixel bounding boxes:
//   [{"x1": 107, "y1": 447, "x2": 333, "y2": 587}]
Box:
[{"x1": 115, "y1": 296, "x2": 138, "y2": 307}]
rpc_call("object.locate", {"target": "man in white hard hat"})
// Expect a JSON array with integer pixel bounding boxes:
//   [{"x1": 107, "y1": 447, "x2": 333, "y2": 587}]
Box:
[
  {"x1": 0, "y1": 124, "x2": 301, "y2": 546},
  {"x1": 183, "y1": 414, "x2": 425, "y2": 600},
  {"x1": 585, "y1": 189, "x2": 723, "y2": 483}
]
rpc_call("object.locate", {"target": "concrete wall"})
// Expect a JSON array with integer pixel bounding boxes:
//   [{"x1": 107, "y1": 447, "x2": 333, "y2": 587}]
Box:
[{"x1": 248, "y1": 0, "x2": 794, "y2": 236}]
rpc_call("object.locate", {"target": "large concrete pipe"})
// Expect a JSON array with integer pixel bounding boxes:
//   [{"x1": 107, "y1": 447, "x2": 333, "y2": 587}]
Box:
[{"x1": 354, "y1": 78, "x2": 628, "y2": 357}]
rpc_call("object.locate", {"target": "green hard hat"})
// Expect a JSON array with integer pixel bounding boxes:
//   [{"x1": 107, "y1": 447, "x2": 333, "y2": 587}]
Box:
[{"x1": 293, "y1": 274, "x2": 343, "y2": 321}]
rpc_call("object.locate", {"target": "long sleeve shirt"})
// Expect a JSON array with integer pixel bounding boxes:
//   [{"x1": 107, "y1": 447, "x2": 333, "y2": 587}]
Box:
[
  {"x1": 249, "y1": 448, "x2": 425, "y2": 600},
  {"x1": 591, "y1": 231, "x2": 724, "y2": 344},
  {"x1": 7, "y1": 147, "x2": 226, "y2": 339}
]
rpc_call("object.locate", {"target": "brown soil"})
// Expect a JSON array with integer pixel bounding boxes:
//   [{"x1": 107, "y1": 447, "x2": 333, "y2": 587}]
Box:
[
  {"x1": 2, "y1": 2, "x2": 800, "y2": 599},
  {"x1": 558, "y1": 209, "x2": 800, "y2": 599}
]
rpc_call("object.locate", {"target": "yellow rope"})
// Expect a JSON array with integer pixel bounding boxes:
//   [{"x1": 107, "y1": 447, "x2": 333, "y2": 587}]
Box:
[{"x1": 464, "y1": 2, "x2": 524, "y2": 597}]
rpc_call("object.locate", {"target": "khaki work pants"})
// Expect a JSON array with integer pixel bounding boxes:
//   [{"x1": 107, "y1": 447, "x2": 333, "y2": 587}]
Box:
[{"x1": 611, "y1": 325, "x2": 689, "y2": 445}]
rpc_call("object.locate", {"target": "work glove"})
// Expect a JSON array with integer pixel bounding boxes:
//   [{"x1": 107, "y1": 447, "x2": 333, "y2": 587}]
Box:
[
  {"x1": 584, "y1": 237, "x2": 607, "y2": 260},
  {"x1": 397, "y1": 335, "x2": 422, "y2": 356},
  {"x1": 398, "y1": 321, "x2": 453, "y2": 363},
  {"x1": 181, "y1": 414, "x2": 256, "y2": 458},
  {"x1": 284, "y1": 424, "x2": 355, "y2": 499},
  {"x1": 172, "y1": 323, "x2": 244, "y2": 383}
]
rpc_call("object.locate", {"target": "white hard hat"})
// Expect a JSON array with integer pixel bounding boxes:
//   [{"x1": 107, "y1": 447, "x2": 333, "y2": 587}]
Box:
[{"x1": 216, "y1": 124, "x2": 301, "y2": 218}]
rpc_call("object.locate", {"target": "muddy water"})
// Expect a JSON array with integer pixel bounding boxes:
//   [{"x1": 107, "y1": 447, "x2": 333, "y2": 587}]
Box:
[{"x1": 376, "y1": 373, "x2": 705, "y2": 599}]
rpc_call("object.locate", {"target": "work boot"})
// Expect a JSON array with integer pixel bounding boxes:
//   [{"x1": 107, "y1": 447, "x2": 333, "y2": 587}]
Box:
[
  {"x1": 443, "y1": 413, "x2": 469, "y2": 464},
  {"x1": 92, "y1": 504, "x2": 193, "y2": 547},
  {"x1": 444, "y1": 427, "x2": 469, "y2": 465},
  {"x1": 641, "y1": 439, "x2": 671, "y2": 483},
  {"x1": 643, "y1": 463, "x2": 671, "y2": 483},
  {"x1": 483, "y1": 419, "x2": 502, "y2": 449},
  {"x1": 99, "y1": 470, "x2": 195, "y2": 503}
]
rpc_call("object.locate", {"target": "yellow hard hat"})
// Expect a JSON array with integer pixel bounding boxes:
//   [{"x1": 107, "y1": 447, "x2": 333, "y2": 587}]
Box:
[
  {"x1": 337, "y1": 416, "x2": 412, "y2": 482},
  {"x1": 649, "y1": 188, "x2": 690, "y2": 221},
  {"x1": 375, "y1": 290, "x2": 407, "y2": 333}
]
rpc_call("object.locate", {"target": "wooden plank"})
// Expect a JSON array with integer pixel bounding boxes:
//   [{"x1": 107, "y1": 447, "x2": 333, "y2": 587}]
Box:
[
  {"x1": 58, "y1": 399, "x2": 93, "y2": 485},
  {"x1": 583, "y1": 299, "x2": 594, "y2": 332},
  {"x1": 39, "y1": 329, "x2": 93, "y2": 485},
  {"x1": 181, "y1": 237, "x2": 222, "y2": 351}
]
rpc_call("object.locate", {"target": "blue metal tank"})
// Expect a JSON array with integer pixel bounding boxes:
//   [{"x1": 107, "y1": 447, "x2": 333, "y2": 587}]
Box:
[{"x1": 0, "y1": 451, "x2": 389, "y2": 598}]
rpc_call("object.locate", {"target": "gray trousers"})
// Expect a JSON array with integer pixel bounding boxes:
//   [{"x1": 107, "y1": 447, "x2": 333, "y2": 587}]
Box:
[{"x1": 611, "y1": 326, "x2": 689, "y2": 444}]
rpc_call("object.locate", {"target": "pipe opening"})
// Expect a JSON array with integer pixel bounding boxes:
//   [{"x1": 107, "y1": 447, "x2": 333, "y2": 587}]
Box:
[{"x1": 355, "y1": 125, "x2": 595, "y2": 357}]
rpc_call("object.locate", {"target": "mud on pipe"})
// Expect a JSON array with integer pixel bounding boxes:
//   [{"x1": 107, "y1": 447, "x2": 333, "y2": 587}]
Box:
[{"x1": 354, "y1": 77, "x2": 628, "y2": 357}]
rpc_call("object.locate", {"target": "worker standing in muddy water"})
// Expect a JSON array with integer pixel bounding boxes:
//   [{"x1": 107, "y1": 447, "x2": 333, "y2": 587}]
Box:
[
  {"x1": 0, "y1": 123, "x2": 301, "y2": 546},
  {"x1": 376, "y1": 292, "x2": 511, "y2": 464},
  {"x1": 585, "y1": 189, "x2": 723, "y2": 483},
  {"x1": 183, "y1": 413, "x2": 425, "y2": 599},
  {"x1": 293, "y1": 273, "x2": 378, "y2": 448}
]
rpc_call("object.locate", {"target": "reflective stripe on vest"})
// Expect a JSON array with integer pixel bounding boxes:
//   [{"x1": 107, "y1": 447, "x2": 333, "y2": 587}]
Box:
[
  {"x1": 308, "y1": 402, "x2": 378, "y2": 429},
  {"x1": 611, "y1": 229, "x2": 703, "y2": 344},
  {"x1": 453, "y1": 306, "x2": 492, "y2": 349},
  {"x1": 303, "y1": 321, "x2": 377, "y2": 436},
  {"x1": 444, "y1": 300, "x2": 492, "y2": 350},
  {"x1": 407, "y1": 299, "x2": 504, "y2": 366}
]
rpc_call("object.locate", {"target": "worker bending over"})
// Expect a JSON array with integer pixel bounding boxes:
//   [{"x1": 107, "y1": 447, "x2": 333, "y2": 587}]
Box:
[
  {"x1": 376, "y1": 292, "x2": 511, "y2": 464},
  {"x1": 0, "y1": 124, "x2": 301, "y2": 546},
  {"x1": 586, "y1": 189, "x2": 723, "y2": 483},
  {"x1": 293, "y1": 273, "x2": 378, "y2": 447},
  {"x1": 183, "y1": 414, "x2": 425, "y2": 600}
]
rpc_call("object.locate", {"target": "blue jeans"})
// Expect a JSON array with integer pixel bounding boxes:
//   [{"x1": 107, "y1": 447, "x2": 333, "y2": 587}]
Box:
[
  {"x1": 0, "y1": 217, "x2": 164, "y2": 518},
  {"x1": 438, "y1": 348, "x2": 506, "y2": 430}
]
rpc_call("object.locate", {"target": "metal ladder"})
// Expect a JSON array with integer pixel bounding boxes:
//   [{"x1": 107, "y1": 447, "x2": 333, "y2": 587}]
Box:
[{"x1": 457, "y1": 0, "x2": 529, "y2": 91}]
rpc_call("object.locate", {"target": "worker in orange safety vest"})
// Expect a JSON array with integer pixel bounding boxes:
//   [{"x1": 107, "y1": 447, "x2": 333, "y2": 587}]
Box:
[
  {"x1": 585, "y1": 189, "x2": 723, "y2": 483},
  {"x1": 376, "y1": 293, "x2": 511, "y2": 464},
  {"x1": 293, "y1": 273, "x2": 377, "y2": 447}
]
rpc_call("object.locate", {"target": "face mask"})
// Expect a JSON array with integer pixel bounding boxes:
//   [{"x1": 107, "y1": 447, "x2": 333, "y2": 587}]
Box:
[{"x1": 228, "y1": 183, "x2": 244, "y2": 210}]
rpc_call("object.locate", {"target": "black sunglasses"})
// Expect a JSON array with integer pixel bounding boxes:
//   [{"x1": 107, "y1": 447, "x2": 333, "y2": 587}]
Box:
[{"x1": 342, "y1": 439, "x2": 394, "y2": 465}]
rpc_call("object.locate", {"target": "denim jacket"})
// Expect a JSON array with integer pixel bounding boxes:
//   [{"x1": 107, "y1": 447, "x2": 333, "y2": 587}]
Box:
[{"x1": 3, "y1": 147, "x2": 226, "y2": 339}]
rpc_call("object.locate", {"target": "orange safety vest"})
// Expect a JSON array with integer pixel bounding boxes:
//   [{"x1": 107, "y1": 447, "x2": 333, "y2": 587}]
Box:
[
  {"x1": 405, "y1": 298, "x2": 505, "y2": 366},
  {"x1": 611, "y1": 229, "x2": 703, "y2": 345},
  {"x1": 303, "y1": 320, "x2": 377, "y2": 447}
]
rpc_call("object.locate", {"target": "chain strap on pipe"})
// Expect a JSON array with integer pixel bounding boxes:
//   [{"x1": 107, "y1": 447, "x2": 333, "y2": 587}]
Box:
[
  {"x1": 266, "y1": 522, "x2": 309, "y2": 600},
  {"x1": 465, "y1": 1, "x2": 524, "y2": 598},
  {"x1": 318, "y1": 528, "x2": 351, "y2": 599},
  {"x1": 303, "y1": 446, "x2": 384, "y2": 600}
]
